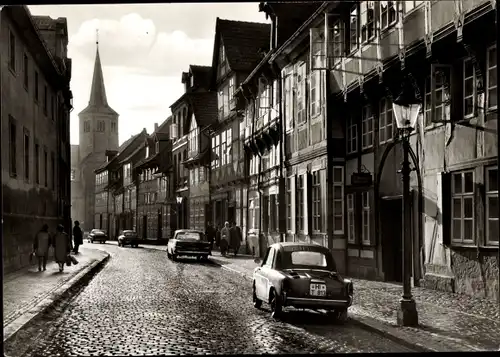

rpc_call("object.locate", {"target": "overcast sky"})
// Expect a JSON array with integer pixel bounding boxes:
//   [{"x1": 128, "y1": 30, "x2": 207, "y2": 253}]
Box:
[{"x1": 28, "y1": 4, "x2": 268, "y2": 145}]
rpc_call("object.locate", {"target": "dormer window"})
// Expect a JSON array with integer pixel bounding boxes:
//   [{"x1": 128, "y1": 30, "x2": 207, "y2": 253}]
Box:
[
  {"x1": 190, "y1": 75, "x2": 194, "y2": 88},
  {"x1": 145, "y1": 145, "x2": 149, "y2": 158}
]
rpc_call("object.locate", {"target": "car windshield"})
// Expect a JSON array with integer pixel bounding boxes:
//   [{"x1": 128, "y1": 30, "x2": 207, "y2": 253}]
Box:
[
  {"x1": 281, "y1": 247, "x2": 336, "y2": 271},
  {"x1": 123, "y1": 231, "x2": 136, "y2": 236},
  {"x1": 176, "y1": 232, "x2": 204, "y2": 240}
]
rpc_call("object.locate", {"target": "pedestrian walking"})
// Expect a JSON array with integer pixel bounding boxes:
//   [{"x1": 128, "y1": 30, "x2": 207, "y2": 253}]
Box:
[
  {"x1": 72, "y1": 220, "x2": 83, "y2": 254},
  {"x1": 52, "y1": 224, "x2": 72, "y2": 273},
  {"x1": 205, "y1": 222, "x2": 216, "y2": 250},
  {"x1": 229, "y1": 222, "x2": 242, "y2": 256},
  {"x1": 215, "y1": 224, "x2": 221, "y2": 248},
  {"x1": 33, "y1": 224, "x2": 51, "y2": 272},
  {"x1": 220, "y1": 222, "x2": 230, "y2": 256}
]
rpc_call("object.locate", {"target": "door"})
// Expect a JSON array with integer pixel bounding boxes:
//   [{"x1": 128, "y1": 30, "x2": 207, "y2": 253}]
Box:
[
  {"x1": 228, "y1": 206, "x2": 235, "y2": 225},
  {"x1": 255, "y1": 247, "x2": 275, "y2": 301},
  {"x1": 142, "y1": 215, "x2": 147, "y2": 239},
  {"x1": 381, "y1": 197, "x2": 403, "y2": 283}
]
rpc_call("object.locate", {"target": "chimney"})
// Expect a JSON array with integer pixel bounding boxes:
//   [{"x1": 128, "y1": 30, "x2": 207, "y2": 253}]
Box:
[{"x1": 154, "y1": 123, "x2": 158, "y2": 132}]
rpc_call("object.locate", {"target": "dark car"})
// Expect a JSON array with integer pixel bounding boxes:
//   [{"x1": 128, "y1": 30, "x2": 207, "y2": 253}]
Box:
[
  {"x1": 88, "y1": 229, "x2": 107, "y2": 244},
  {"x1": 252, "y1": 242, "x2": 353, "y2": 320},
  {"x1": 118, "y1": 230, "x2": 139, "y2": 247},
  {"x1": 166, "y1": 229, "x2": 212, "y2": 261}
]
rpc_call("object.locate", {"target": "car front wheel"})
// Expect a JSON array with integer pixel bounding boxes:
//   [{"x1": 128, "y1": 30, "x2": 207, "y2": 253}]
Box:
[
  {"x1": 269, "y1": 289, "x2": 282, "y2": 319},
  {"x1": 253, "y1": 283, "x2": 262, "y2": 309}
]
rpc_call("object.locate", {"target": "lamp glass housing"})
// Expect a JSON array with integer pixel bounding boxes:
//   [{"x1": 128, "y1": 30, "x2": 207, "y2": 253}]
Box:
[{"x1": 392, "y1": 102, "x2": 422, "y2": 130}]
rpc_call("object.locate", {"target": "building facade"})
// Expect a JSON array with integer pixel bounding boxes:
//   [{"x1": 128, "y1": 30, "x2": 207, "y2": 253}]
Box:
[
  {"x1": 135, "y1": 120, "x2": 171, "y2": 240},
  {"x1": 71, "y1": 40, "x2": 119, "y2": 232},
  {"x1": 271, "y1": 0, "x2": 498, "y2": 300},
  {"x1": 1, "y1": 6, "x2": 72, "y2": 273},
  {"x1": 208, "y1": 18, "x2": 271, "y2": 242}
]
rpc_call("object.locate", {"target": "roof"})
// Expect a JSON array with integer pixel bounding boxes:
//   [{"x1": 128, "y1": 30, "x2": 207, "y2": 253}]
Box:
[
  {"x1": 79, "y1": 44, "x2": 118, "y2": 116},
  {"x1": 190, "y1": 65, "x2": 212, "y2": 90},
  {"x1": 214, "y1": 18, "x2": 271, "y2": 73},
  {"x1": 174, "y1": 229, "x2": 205, "y2": 234},
  {"x1": 187, "y1": 92, "x2": 218, "y2": 128},
  {"x1": 95, "y1": 130, "x2": 146, "y2": 171},
  {"x1": 271, "y1": 242, "x2": 330, "y2": 251}
]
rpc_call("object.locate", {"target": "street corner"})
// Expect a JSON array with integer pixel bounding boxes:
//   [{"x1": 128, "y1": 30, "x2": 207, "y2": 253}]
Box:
[{"x1": 3, "y1": 251, "x2": 110, "y2": 344}]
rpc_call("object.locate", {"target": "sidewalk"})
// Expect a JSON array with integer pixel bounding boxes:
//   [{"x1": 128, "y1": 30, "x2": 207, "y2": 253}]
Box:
[
  {"x1": 3, "y1": 247, "x2": 109, "y2": 342},
  {"x1": 209, "y1": 252, "x2": 500, "y2": 352}
]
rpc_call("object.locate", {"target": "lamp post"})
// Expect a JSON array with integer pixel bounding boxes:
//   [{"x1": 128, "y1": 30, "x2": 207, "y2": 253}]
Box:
[
  {"x1": 176, "y1": 196, "x2": 183, "y2": 229},
  {"x1": 392, "y1": 77, "x2": 421, "y2": 327}
]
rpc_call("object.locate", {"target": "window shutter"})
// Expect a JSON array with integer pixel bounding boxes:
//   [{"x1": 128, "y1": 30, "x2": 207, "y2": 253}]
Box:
[
  {"x1": 320, "y1": 169, "x2": 327, "y2": 234},
  {"x1": 291, "y1": 176, "x2": 296, "y2": 233},
  {"x1": 441, "y1": 172, "x2": 451, "y2": 245},
  {"x1": 307, "y1": 171, "x2": 313, "y2": 236}
]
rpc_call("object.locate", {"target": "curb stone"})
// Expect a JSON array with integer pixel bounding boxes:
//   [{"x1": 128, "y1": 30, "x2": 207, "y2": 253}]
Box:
[{"x1": 3, "y1": 253, "x2": 110, "y2": 344}]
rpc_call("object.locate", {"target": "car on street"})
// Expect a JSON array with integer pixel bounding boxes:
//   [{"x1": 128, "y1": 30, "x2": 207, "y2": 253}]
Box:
[
  {"x1": 117, "y1": 230, "x2": 140, "y2": 247},
  {"x1": 252, "y1": 242, "x2": 353, "y2": 320},
  {"x1": 88, "y1": 229, "x2": 107, "y2": 244},
  {"x1": 167, "y1": 229, "x2": 212, "y2": 261}
]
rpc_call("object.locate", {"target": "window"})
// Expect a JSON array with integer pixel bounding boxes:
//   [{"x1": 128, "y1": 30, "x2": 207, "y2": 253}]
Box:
[
  {"x1": 333, "y1": 167, "x2": 344, "y2": 234},
  {"x1": 486, "y1": 46, "x2": 497, "y2": 110},
  {"x1": 485, "y1": 167, "x2": 498, "y2": 245},
  {"x1": 263, "y1": 247, "x2": 276, "y2": 268},
  {"x1": 404, "y1": 0, "x2": 424, "y2": 13},
  {"x1": 347, "y1": 193, "x2": 355, "y2": 243},
  {"x1": 9, "y1": 116, "x2": 17, "y2": 177},
  {"x1": 189, "y1": 128, "x2": 199, "y2": 154},
  {"x1": 296, "y1": 62, "x2": 307, "y2": 124},
  {"x1": 349, "y1": 5, "x2": 359, "y2": 52},
  {"x1": 51, "y1": 152, "x2": 55, "y2": 190},
  {"x1": 463, "y1": 58, "x2": 476, "y2": 118},
  {"x1": 71, "y1": 169, "x2": 76, "y2": 181},
  {"x1": 97, "y1": 120, "x2": 105, "y2": 132},
  {"x1": 44, "y1": 148, "x2": 48, "y2": 187},
  {"x1": 34, "y1": 71, "x2": 39, "y2": 102},
  {"x1": 35, "y1": 142, "x2": 40, "y2": 184},
  {"x1": 380, "y1": 1, "x2": 397, "y2": 30},
  {"x1": 111, "y1": 121, "x2": 117, "y2": 132},
  {"x1": 51, "y1": 95, "x2": 56, "y2": 121},
  {"x1": 258, "y1": 82, "x2": 270, "y2": 119},
  {"x1": 361, "y1": 105, "x2": 373, "y2": 149},
  {"x1": 379, "y1": 97, "x2": 394, "y2": 144},
  {"x1": 347, "y1": 115, "x2": 357, "y2": 154},
  {"x1": 23, "y1": 53, "x2": 29, "y2": 89},
  {"x1": 221, "y1": 133, "x2": 227, "y2": 166},
  {"x1": 297, "y1": 175, "x2": 305, "y2": 232},
  {"x1": 24, "y1": 128, "x2": 30, "y2": 181},
  {"x1": 360, "y1": 1, "x2": 375, "y2": 44},
  {"x1": 284, "y1": 67, "x2": 294, "y2": 131},
  {"x1": 286, "y1": 177, "x2": 292, "y2": 231},
  {"x1": 290, "y1": 251, "x2": 327, "y2": 268},
  {"x1": 312, "y1": 171, "x2": 322, "y2": 232},
  {"x1": 451, "y1": 171, "x2": 474, "y2": 244},
  {"x1": 226, "y1": 128, "x2": 232, "y2": 165},
  {"x1": 9, "y1": 30, "x2": 15, "y2": 71},
  {"x1": 229, "y1": 76, "x2": 235, "y2": 102},
  {"x1": 218, "y1": 41, "x2": 228, "y2": 78},
  {"x1": 310, "y1": 70, "x2": 321, "y2": 118},
  {"x1": 362, "y1": 191, "x2": 371, "y2": 244},
  {"x1": 84, "y1": 120, "x2": 90, "y2": 133},
  {"x1": 190, "y1": 75, "x2": 194, "y2": 88},
  {"x1": 43, "y1": 85, "x2": 48, "y2": 115},
  {"x1": 426, "y1": 65, "x2": 451, "y2": 126}
]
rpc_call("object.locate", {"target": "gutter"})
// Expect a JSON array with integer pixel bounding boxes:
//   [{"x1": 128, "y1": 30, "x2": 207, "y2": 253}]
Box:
[{"x1": 268, "y1": 1, "x2": 329, "y2": 64}]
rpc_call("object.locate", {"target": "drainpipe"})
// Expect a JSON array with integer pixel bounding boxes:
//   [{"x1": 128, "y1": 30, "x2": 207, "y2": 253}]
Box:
[
  {"x1": 0, "y1": 7, "x2": 4, "y2": 343},
  {"x1": 241, "y1": 88, "x2": 251, "y2": 250},
  {"x1": 495, "y1": 0, "x2": 500, "y2": 308}
]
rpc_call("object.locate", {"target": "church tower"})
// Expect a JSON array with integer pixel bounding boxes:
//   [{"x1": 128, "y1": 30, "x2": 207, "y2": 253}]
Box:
[
  {"x1": 71, "y1": 35, "x2": 119, "y2": 231},
  {"x1": 78, "y1": 36, "x2": 119, "y2": 158}
]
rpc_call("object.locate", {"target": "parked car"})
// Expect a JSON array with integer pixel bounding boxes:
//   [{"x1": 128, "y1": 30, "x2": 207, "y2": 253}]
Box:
[
  {"x1": 167, "y1": 229, "x2": 212, "y2": 261},
  {"x1": 118, "y1": 230, "x2": 139, "y2": 247},
  {"x1": 88, "y1": 229, "x2": 107, "y2": 244},
  {"x1": 252, "y1": 242, "x2": 353, "y2": 320}
]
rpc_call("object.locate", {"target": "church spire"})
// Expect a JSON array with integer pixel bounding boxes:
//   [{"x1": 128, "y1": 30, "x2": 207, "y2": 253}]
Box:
[{"x1": 87, "y1": 31, "x2": 108, "y2": 107}]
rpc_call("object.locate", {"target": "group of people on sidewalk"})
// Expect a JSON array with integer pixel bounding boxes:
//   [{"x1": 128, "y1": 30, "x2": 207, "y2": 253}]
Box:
[
  {"x1": 205, "y1": 221, "x2": 242, "y2": 257},
  {"x1": 32, "y1": 221, "x2": 84, "y2": 273}
]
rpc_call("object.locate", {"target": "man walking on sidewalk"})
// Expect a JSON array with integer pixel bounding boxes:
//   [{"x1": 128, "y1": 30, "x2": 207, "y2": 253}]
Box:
[
  {"x1": 53, "y1": 224, "x2": 71, "y2": 273},
  {"x1": 33, "y1": 224, "x2": 51, "y2": 272},
  {"x1": 72, "y1": 221, "x2": 83, "y2": 254},
  {"x1": 220, "y1": 222, "x2": 230, "y2": 256}
]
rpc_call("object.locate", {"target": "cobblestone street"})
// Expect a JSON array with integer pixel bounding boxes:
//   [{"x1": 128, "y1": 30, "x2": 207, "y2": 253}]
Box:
[{"x1": 4, "y1": 244, "x2": 412, "y2": 356}]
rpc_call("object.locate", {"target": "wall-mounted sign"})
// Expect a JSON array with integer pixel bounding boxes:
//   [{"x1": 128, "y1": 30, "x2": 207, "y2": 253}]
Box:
[{"x1": 351, "y1": 172, "x2": 373, "y2": 186}]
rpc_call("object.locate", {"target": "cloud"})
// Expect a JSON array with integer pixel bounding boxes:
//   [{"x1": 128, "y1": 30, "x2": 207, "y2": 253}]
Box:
[{"x1": 70, "y1": 13, "x2": 213, "y2": 77}]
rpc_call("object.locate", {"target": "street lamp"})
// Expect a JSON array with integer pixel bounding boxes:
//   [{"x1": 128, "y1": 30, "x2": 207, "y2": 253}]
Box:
[{"x1": 392, "y1": 76, "x2": 421, "y2": 327}]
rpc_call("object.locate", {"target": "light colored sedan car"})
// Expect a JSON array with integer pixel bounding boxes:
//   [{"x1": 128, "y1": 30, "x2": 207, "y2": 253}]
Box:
[
  {"x1": 166, "y1": 229, "x2": 212, "y2": 261},
  {"x1": 253, "y1": 242, "x2": 353, "y2": 320}
]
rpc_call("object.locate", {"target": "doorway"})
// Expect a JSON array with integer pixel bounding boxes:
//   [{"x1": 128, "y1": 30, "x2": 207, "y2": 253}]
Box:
[
  {"x1": 142, "y1": 215, "x2": 147, "y2": 239},
  {"x1": 381, "y1": 197, "x2": 403, "y2": 283},
  {"x1": 228, "y1": 206, "x2": 236, "y2": 225}
]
